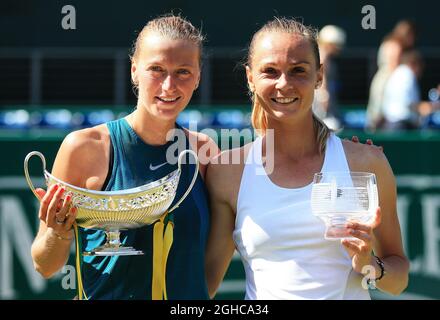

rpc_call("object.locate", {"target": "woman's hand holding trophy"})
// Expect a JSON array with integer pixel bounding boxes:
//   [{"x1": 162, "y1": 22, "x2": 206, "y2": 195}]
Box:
[{"x1": 35, "y1": 185, "x2": 77, "y2": 241}]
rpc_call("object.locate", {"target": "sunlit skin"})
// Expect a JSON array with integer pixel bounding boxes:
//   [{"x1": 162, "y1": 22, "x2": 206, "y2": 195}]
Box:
[
  {"x1": 246, "y1": 32, "x2": 323, "y2": 127},
  {"x1": 30, "y1": 30, "x2": 222, "y2": 280},
  {"x1": 205, "y1": 30, "x2": 409, "y2": 298},
  {"x1": 131, "y1": 32, "x2": 201, "y2": 121}
]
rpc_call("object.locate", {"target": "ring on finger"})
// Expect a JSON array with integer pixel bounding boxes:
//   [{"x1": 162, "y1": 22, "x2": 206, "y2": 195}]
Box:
[{"x1": 56, "y1": 217, "x2": 65, "y2": 225}]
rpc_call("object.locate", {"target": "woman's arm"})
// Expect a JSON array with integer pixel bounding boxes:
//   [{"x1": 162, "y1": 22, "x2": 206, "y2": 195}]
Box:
[
  {"x1": 31, "y1": 126, "x2": 110, "y2": 278},
  {"x1": 31, "y1": 185, "x2": 77, "y2": 278},
  {"x1": 369, "y1": 150, "x2": 409, "y2": 295},
  {"x1": 343, "y1": 141, "x2": 410, "y2": 295},
  {"x1": 205, "y1": 153, "x2": 238, "y2": 299}
]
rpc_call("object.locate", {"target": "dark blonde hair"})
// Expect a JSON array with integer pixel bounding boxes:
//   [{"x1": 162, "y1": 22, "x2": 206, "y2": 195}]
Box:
[
  {"x1": 246, "y1": 17, "x2": 331, "y2": 154},
  {"x1": 130, "y1": 14, "x2": 205, "y2": 65}
]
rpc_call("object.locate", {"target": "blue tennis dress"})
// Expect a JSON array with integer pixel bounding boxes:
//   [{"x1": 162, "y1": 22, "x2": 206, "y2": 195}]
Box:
[{"x1": 78, "y1": 118, "x2": 210, "y2": 299}]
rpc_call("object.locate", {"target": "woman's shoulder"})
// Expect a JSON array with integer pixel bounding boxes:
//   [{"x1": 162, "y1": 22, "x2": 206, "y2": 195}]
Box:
[
  {"x1": 58, "y1": 125, "x2": 110, "y2": 165},
  {"x1": 341, "y1": 138, "x2": 390, "y2": 174},
  {"x1": 184, "y1": 129, "x2": 220, "y2": 156},
  {"x1": 211, "y1": 142, "x2": 252, "y2": 167},
  {"x1": 62, "y1": 124, "x2": 109, "y2": 151},
  {"x1": 207, "y1": 142, "x2": 253, "y2": 184},
  {"x1": 205, "y1": 143, "x2": 252, "y2": 207},
  {"x1": 52, "y1": 124, "x2": 111, "y2": 187},
  {"x1": 184, "y1": 129, "x2": 221, "y2": 179}
]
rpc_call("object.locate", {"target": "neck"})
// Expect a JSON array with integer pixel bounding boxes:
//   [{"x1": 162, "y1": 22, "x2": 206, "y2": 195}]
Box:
[
  {"x1": 126, "y1": 107, "x2": 176, "y2": 145},
  {"x1": 264, "y1": 113, "x2": 319, "y2": 160}
]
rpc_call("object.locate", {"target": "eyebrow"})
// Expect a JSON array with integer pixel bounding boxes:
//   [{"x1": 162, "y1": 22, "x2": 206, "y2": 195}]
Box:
[
  {"x1": 146, "y1": 62, "x2": 196, "y2": 67},
  {"x1": 176, "y1": 64, "x2": 197, "y2": 68},
  {"x1": 260, "y1": 60, "x2": 311, "y2": 66}
]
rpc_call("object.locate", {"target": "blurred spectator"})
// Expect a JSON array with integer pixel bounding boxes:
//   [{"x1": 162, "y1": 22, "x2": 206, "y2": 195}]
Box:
[
  {"x1": 389, "y1": 19, "x2": 417, "y2": 51},
  {"x1": 366, "y1": 38, "x2": 402, "y2": 130},
  {"x1": 313, "y1": 25, "x2": 346, "y2": 130},
  {"x1": 366, "y1": 20, "x2": 417, "y2": 131},
  {"x1": 381, "y1": 50, "x2": 432, "y2": 130}
]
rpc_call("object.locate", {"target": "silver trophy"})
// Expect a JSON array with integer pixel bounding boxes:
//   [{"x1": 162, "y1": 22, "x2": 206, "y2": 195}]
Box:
[{"x1": 24, "y1": 150, "x2": 198, "y2": 256}]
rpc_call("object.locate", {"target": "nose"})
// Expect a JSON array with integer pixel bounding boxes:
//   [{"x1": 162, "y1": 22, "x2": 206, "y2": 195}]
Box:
[
  {"x1": 162, "y1": 74, "x2": 177, "y2": 92},
  {"x1": 275, "y1": 73, "x2": 291, "y2": 90}
]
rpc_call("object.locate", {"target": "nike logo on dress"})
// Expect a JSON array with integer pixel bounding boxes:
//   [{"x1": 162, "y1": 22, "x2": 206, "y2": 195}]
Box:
[{"x1": 149, "y1": 162, "x2": 168, "y2": 171}]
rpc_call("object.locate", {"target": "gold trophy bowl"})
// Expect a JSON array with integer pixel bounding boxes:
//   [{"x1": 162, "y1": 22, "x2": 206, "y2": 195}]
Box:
[{"x1": 24, "y1": 150, "x2": 199, "y2": 256}]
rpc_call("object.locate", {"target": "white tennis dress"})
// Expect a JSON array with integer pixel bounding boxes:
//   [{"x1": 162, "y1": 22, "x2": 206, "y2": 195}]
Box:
[{"x1": 234, "y1": 133, "x2": 370, "y2": 300}]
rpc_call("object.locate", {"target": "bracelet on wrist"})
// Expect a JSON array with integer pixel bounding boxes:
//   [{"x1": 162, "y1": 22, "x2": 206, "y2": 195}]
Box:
[{"x1": 366, "y1": 255, "x2": 386, "y2": 289}]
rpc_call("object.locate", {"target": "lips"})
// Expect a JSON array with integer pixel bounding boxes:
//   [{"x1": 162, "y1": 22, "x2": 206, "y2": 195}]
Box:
[
  {"x1": 156, "y1": 96, "x2": 181, "y2": 103},
  {"x1": 271, "y1": 97, "x2": 299, "y2": 104}
]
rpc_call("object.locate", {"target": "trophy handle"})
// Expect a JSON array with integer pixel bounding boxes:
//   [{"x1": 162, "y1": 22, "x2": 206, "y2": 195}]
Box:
[
  {"x1": 168, "y1": 149, "x2": 199, "y2": 213},
  {"x1": 24, "y1": 151, "x2": 47, "y2": 201}
]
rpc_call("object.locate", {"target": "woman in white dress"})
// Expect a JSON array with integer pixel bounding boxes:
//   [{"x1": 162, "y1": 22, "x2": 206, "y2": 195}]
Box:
[{"x1": 205, "y1": 17, "x2": 409, "y2": 300}]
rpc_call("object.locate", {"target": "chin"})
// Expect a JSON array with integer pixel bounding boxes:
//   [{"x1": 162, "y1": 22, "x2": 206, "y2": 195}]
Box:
[
  {"x1": 156, "y1": 110, "x2": 179, "y2": 121},
  {"x1": 155, "y1": 106, "x2": 182, "y2": 121},
  {"x1": 272, "y1": 108, "x2": 302, "y2": 118},
  {"x1": 268, "y1": 108, "x2": 310, "y2": 125}
]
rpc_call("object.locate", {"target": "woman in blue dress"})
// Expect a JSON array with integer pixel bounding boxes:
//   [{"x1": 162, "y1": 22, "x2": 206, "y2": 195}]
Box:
[{"x1": 30, "y1": 14, "x2": 219, "y2": 300}]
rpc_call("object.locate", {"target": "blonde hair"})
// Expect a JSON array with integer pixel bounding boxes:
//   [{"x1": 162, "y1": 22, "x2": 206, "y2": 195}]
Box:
[
  {"x1": 247, "y1": 17, "x2": 331, "y2": 154},
  {"x1": 130, "y1": 14, "x2": 205, "y2": 65}
]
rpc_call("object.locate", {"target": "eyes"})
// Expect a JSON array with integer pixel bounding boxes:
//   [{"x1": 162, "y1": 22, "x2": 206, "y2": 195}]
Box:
[
  {"x1": 261, "y1": 66, "x2": 307, "y2": 77},
  {"x1": 147, "y1": 65, "x2": 192, "y2": 79},
  {"x1": 149, "y1": 65, "x2": 164, "y2": 73},
  {"x1": 262, "y1": 67, "x2": 277, "y2": 74}
]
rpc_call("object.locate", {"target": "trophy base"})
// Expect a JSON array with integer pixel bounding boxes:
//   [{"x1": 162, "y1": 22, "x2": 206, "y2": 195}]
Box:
[{"x1": 83, "y1": 246, "x2": 144, "y2": 256}]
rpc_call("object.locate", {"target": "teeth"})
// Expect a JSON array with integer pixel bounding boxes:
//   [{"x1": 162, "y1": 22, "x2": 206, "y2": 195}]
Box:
[
  {"x1": 158, "y1": 97, "x2": 179, "y2": 102},
  {"x1": 273, "y1": 97, "x2": 297, "y2": 104}
]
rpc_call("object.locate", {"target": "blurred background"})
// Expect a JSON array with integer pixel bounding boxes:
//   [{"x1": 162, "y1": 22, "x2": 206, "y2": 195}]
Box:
[{"x1": 1, "y1": 0, "x2": 439, "y2": 300}]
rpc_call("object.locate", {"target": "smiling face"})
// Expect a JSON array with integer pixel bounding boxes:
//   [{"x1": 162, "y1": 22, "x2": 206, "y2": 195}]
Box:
[
  {"x1": 131, "y1": 32, "x2": 201, "y2": 121},
  {"x1": 246, "y1": 32, "x2": 323, "y2": 125}
]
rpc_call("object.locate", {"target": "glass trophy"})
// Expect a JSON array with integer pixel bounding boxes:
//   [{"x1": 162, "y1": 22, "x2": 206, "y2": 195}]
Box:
[{"x1": 311, "y1": 171, "x2": 378, "y2": 240}]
